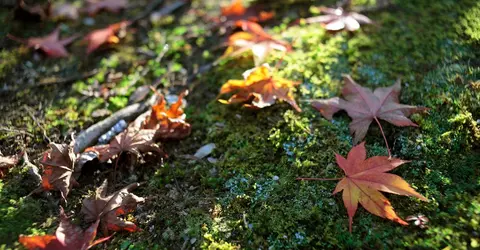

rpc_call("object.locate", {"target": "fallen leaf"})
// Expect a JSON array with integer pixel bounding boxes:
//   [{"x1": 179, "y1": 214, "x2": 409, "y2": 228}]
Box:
[
  {"x1": 7, "y1": 28, "x2": 78, "y2": 58},
  {"x1": 139, "y1": 90, "x2": 191, "y2": 141},
  {"x1": 51, "y1": 3, "x2": 79, "y2": 21},
  {"x1": 194, "y1": 143, "x2": 216, "y2": 159},
  {"x1": 223, "y1": 21, "x2": 291, "y2": 66},
  {"x1": 81, "y1": 180, "x2": 145, "y2": 235},
  {"x1": 0, "y1": 153, "x2": 20, "y2": 178},
  {"x1": 19, "y1": 207, "x2": 111, "y2": 250},
  {"x1": 312, "y1": 75, "x2": 427, "y2": 149},
  {"x1": 303, "y1": 7, "x2": 372, "y2": 31},
  {"x1": 40, "y1": 142, "x2": 79, "y2": 201},
  {"x1": 219, "y1": 64, "x2": 301, "y2": 112},
  {"x1": 406, "y1": 214, "x2": 429, "y2": 228},
  {"x1": 332, "y1": 142, "x2": 427, "y2": 232},
  {"x1": 84, "y1": 0, "x2": 128, "y2": 16},
  {"x1": 85, "y1": 128, "x2": 164, "y2": 163},
  {"x1": 84, "y1": 21, "x2": 130, "y2": 54},
  {"x1": 14, "y1": 0, "x2": 51, "y2": 22},
  {"x1": 218, "y1": 0, "x2": 274, "y2": 26}
]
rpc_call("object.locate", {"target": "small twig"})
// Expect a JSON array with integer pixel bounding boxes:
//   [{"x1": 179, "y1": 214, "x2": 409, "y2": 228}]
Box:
[
  {"x1": 23, "y1": 105, "x2": 51, "y2": 144},
  {"x1": 130, "y1": 0, "x2": 187, "y2": 25},
  {"x1": 374, "y1": 116, "x2": 391, "y2": 158},
  {"x1": 296, "y1": 177, "x2": 342, "y2": 181},
  {"x1": 37, "y1": 69, "x2": 98, "y2": 87},
  {"x1": 0, "y1": 127, "x2": 34, "y2": 137}
]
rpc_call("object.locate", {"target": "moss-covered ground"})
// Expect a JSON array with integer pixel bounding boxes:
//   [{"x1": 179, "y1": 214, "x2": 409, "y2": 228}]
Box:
[{"x1": 1, "y1": 0, "x2": 480, "y2": 249}]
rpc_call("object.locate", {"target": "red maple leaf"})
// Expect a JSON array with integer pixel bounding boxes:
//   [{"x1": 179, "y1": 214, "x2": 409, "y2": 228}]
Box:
[
  {"x1": 298, "y1": 142, "x2": 428, "y2": 232},
  {"x1": 7, "y1": 28, "x2": 78, "y2": 58},
  {"x1": 312, "y1": 75, "x2": 427, "y2": 157},
  {"x1": 84, "y1": 21, "x2": 130, "y2": 54}
]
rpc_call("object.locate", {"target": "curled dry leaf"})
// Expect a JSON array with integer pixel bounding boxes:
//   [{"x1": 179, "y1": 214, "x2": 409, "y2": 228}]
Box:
[
  {"x1": 312, "y1": 75, "x2": 428, "y2": 144},
  {"x1": 84, "y1": 21, "x2": 130, "y2": 54},
  {"x1": 7, "y1": 28, "x2": 78, "y2": 58},
  {"x1": 218, "y1": 0, "x2": 274, "y2": 26},
  {"x1": 85, "y1": 128, "x2": 164, "y2": 163},
  {"x1": 84, "y1": 0, "x2": 128, "y2": 16},
  {"x1": 19, "y1": 207, "x2": 111, "y2": 250},
  {"x1": 81, "y1": 180, "x2": 145, "y2": 235},
  {"x1": 137, "y1": 90, "x2": 191, "y2": 141},
  {"x1": 223, "y1": 21, "x2": 291, "y2": 66},
  {"x1": 0, "y1": 153, "x2": 20, "y2": 178},
  {"x1": 303, "y1": 7, "x2": 373, "y2": 31},
  {"x1": 219, "y1": 64, "x2": 301, "y2": 112},
  {"x1": 331, "y1": 142, "x2": 428, "y2": 232},
  {"x1": 40, "y1": 142, "x2": 79, "y2": 201}
]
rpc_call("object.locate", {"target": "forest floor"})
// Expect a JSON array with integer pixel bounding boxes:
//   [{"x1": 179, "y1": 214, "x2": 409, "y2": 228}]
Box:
[{"x1": 1, "y1": 0, "x2": 480, "y2": 249}]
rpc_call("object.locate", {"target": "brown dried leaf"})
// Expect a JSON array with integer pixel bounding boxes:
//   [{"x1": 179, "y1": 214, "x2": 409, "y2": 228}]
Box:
[
  {"x1": 40, "y1": 143, "x2": 78, "y2": 201},
  {"x1": 81, "y1": 180, "x2": 145, "y2": 234},
  {"x1": 85, "y1": 128, "x2": 164, "y2": 163}
]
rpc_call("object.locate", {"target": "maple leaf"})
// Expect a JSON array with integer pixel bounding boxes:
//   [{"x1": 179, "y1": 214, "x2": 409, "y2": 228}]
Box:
[
  {"x1": 312, "y1": 75, "x2": 427, "y2": 156},
  {"x1": 303, "y1": 7, "x2": 372, "y2": 31},
  {"x1": 7, "y1": 28, "x2": 78, "y2": 58},
  {"x1": 81, "y1": 180, "x2": 145, "y2": 235},
  {"x1": 219, "y1": 64, "x2": 301, "y2": 112},
  {"x1": 51, "y1": 3, "x2": 79, "y2": 21},
  {"x1": 138, "y1": 90, "x2": 191, "y2": 141},
  {"x1": 84, "y1": 21, "x2": 130, "y2": 54},
  {"x1": 85, "y1": 128, "x2": 164, "y2": 163},
  {"x1": 84, "y1": 0, "x2": 128, "y2": 16},
  {"x1": 0, "y1": 153, "x2": 20, "y2": 178},
  {"x1": 40, "y1": 142, "x2": 79, "y2": 201},
  {"x1": 19, "y1": 207, "x2": 111, "y2": 250},
  {"x1": 217, "y1": 0, "x2": 274, "y2": 27},
  {"x1": 223, "y1": 21, "x2": 291, "y2": 66},
  {"x1": 299, "y1": 142, "x2": 428, "y2": 232}
]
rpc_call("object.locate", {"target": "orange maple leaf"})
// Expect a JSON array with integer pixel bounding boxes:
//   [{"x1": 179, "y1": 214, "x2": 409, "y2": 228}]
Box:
[
  {"x1": 219, "y1": 64, "x2": 301, "y2": 112},
  {"x1": 219, "y1": 0, "x2": 274, "y2": 26},
  {"x1": 308, "y1": 142, "x2": 428, "y2": 232},
  {"x1": 140, "y1": 90, "x2": 191, "y2": 141},
  {"x1": 223, "y1": 21, "x2": 291, "y2": 66}
]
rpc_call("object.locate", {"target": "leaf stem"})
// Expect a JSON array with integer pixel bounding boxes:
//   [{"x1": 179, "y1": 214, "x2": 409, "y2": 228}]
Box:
[
  {"x1": 296, "y1": 177, "x2": 342, "y2": 181},
  {"x1": 373, "y1": 116, "x2": 391, "y2": 158}
]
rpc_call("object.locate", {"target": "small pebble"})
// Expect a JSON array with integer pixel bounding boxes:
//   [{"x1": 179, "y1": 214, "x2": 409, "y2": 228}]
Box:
[{"x1": 272, "y1": 176, "x2": 279, "y2": 181}]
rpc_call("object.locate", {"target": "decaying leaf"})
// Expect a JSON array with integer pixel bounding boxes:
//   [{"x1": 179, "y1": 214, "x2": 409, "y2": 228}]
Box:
[
  {"x1": 138, "y1": 90, "x2": 191, "y2": 141},
  {"x1": 312, "y1": 75, "x2": 427, "y2": 147},
  {"x1": 219, "y1": 64, "x2": 301, "y2": 112},
  {"x1": 40, "y1": 142, "x2": 79, "y2": 201},
  {"x1": 7, "y1": 28, "x2": 78, "y2": 58},
  {"x1": 0, "y1": 153, "x2": 20, "y2": 178},
  {"x1": 81, "y1": 180, "x2": 145, "y2": 234},
  {"x1": 84, "y1": 21, "x2": 130, "y2": 54},
  {"x1": 51, "y1": 3, "x2": 79, "y2": 21},
  {"x1": 223, "y1": 21, "x2": 291, "y2": 66},
  {"x1": 330, "y1": 142, "x2": 427, "y2": 232},
  {"x1": 218, "y1": 0, "x2": 274, "y2": 26},
  {"x1": 303, "y1": 7, "x2": 373, "y2": 31},
  {"x1": 85, "y1": 128, "x2": 164, "y2": 163},
  {"x1": 84, "y1": 0, "x2": 128, "y2": 16},
  {"x1": 19, "y1": 207, "x2": 111, "y2": 250}
]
